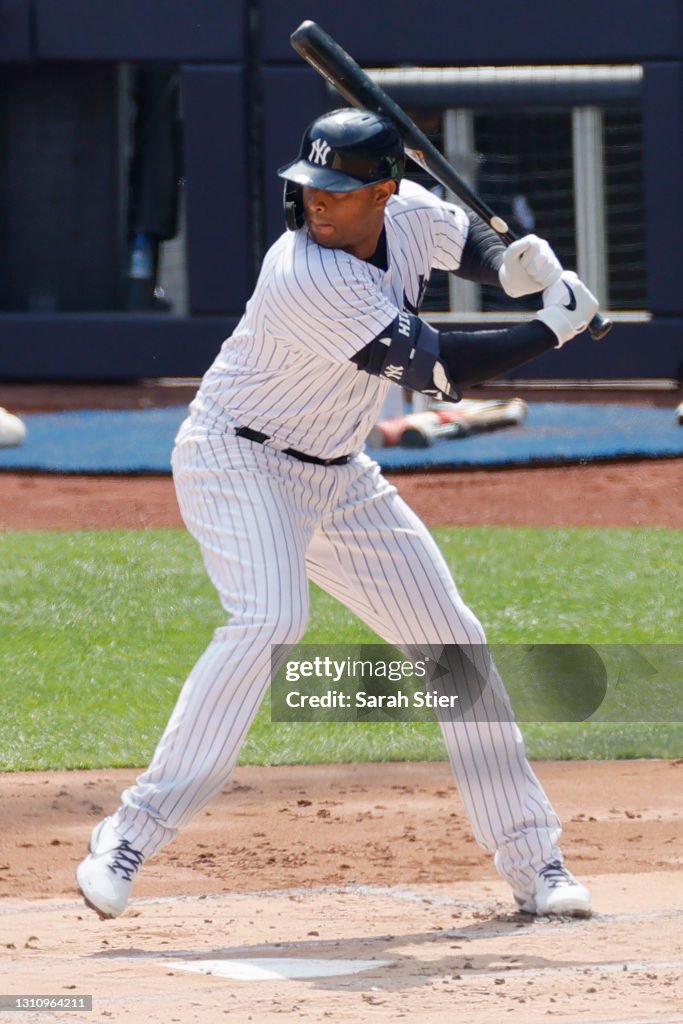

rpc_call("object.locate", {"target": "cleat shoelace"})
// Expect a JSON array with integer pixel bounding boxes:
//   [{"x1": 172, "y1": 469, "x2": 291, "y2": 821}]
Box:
[
  {"x1": 108, "y1": 840, "x2": 144, "y2": 881},
  {"x1": 538, "y1": 860, "x2": 576, "y2": 890}
]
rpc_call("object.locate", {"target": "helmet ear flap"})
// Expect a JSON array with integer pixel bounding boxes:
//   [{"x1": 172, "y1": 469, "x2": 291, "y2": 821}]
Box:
[{"x1": 284, "y1": 181, "x2": 304, "y2": 231}]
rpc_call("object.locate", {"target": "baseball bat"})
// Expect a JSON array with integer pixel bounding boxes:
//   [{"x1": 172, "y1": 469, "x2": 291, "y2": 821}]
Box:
[
  {"x1": 367, "y1": 411, "x2": 441, "y2": 448},
  {"x1": 290, "y1": 20, "x2": 613, "y2": 342},
  {"x1": 400, "y1": 420, "x2": 471, "y2": 448},
  {"x1": 368, "y1": 409, "x2": 467, "y2": 447},
  {"x1": 400, "y1": 398, "x2": 527, "y2": 447}
]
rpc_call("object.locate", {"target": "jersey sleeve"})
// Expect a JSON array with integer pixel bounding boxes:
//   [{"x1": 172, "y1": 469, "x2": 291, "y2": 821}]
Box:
[
  {"x1": 276, "y1": 239, "x2": 399, "y2": 364},
  {"x1": 428, "y1": 197, "x2": 471, "y2": 273},
  {"x1": 394, "y1": 179, "x2": 471, "y2": 274}
]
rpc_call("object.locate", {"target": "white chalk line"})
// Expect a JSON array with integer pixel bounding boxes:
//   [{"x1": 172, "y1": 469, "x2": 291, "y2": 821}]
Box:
[
  {"x1": 1, "y1": 884, "x2": 682, "y2": 933},
  {"x1": 2, "y1": 881, "x2": 681, "y2": 989}
]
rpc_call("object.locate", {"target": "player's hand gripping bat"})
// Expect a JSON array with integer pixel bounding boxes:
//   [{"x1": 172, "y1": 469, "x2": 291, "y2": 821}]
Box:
[{"x1": 290, "y1": 20, "x2": 613, "y2": 341}]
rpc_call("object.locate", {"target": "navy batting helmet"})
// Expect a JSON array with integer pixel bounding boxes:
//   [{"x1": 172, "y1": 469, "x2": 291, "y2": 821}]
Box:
[{"x1": 277, "y1": 108, "x2": 405, "y2": 229}]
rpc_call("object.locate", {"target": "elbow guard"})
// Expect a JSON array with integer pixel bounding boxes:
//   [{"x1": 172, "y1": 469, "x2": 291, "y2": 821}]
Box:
[{"x1": 353, "y1": 312, "x2": 461, "y2": 403}]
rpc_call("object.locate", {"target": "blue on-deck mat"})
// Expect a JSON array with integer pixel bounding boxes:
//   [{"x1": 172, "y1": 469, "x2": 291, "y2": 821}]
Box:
[{"x1": 0, "y1": 403, "x2": 681, "y2": 474}]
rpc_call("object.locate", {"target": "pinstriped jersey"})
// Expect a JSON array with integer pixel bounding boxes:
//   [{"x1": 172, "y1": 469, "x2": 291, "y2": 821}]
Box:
[{"x1": 186, "y1": 180, "x2": 469, "y2": 459}]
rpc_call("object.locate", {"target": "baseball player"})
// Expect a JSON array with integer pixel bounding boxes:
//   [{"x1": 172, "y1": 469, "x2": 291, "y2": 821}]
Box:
[{"x1": 77, "y1": 108, "x2": 595, "y2": 920}]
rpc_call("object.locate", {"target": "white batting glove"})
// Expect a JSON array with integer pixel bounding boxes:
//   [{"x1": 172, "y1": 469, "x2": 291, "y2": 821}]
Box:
[
  {"x1": 499, "y1": 234, "x2": 563, "y2": 297},
  {"x1": 534, "y1": 271, "x2": 599, "y2": 348}
]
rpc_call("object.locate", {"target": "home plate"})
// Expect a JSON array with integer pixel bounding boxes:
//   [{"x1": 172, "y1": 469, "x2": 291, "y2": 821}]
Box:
[{"x1": 168, "y1": 958, "x2": 393, "y2": 981}]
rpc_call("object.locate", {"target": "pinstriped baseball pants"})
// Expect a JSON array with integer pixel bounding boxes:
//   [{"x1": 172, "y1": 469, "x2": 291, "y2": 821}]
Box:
[{"x1": 113, "y1": 431, "x2": 562, "y2": 897}]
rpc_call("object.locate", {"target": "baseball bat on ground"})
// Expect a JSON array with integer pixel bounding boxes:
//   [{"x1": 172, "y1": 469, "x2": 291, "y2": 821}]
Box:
[
  {"x1": 400, "y1": 421, "x2": 471, "y2": 447},
  {"x1": 290, "y1": 20, "x2": 613, "y2": 342},
  {"x1": 400, "y1": 398, "x2": 527, "y2": 447},
  {"x1": 368, "y1": 409, "x2": 471, "y2": 448},
  {"x1": 367, "y1": 411, "x2": 440, "y2": 448},
  {"x1": 368, "y1": 399, "x2": 527, "y2": 448}
]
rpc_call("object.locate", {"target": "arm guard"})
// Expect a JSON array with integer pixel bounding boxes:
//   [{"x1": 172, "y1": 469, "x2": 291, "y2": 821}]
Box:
[
  {"x1": 353, "y1": 314, "x2": 556, "y2": 398},
  {"x1": 351, "y1": 312, "x2": 461, "y2": 403}
]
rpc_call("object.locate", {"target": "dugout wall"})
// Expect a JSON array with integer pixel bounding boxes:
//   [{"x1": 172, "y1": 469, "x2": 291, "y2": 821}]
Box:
[{"x1": 0, "y1": 0, "x2": 681, "y2": 382}]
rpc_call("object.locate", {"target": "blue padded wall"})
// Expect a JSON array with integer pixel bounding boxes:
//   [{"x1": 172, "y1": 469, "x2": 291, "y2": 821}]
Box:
[
  {"x1": 642, "y1": 62, "x2": 683, "y2": 316},
  {"x1": 262, "y1": 0, "x2": 683, "y2": 64},
  {"x1": 34, "y1": 0, "x2": 244, "y2": 61},
  {"x1": 182, "y1": 65, "x2": 250, "y2": 315},
  {"x1": 262, "y1": 66, "x2": 330, "y2": 247},
  {"x1": 0, "y1": 0, "x2": 32, "y2": 60}
]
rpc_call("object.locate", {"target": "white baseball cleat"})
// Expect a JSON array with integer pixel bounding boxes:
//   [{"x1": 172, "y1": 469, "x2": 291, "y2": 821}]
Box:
[
  {"x1": 515, "y1": 860, "x2": 592, "y2": 917},
  {"x1": 76, "y1": 818, "x2": 145, "y2": 919}
]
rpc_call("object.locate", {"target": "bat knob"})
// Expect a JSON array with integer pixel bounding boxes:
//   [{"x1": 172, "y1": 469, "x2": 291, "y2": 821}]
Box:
[{"x1": 588, "y1": 313, "x2": 613, "y2": 341}]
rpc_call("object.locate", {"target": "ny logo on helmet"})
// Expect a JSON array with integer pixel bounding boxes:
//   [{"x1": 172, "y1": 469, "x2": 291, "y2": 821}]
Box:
[{"x1": 309, "y1": 138, "x2": 332, "y2": 166}]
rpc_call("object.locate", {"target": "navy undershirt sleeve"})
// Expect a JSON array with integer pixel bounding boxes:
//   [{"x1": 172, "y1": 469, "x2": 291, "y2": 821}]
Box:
[
  {"x1": 439, "y1": 320, "x2": 556, "y2": 388},
  {"x1": 451, "y1": 211, "x2": 506, "y2": 287}
]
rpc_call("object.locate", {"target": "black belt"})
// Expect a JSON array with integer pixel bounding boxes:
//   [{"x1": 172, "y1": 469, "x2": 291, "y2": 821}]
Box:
[{"x1": 234, "y1": 426, "x2": 352, "y2": 466}]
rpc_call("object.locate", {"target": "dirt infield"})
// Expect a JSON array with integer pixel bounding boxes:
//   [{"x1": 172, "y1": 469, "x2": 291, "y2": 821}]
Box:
[
  {"x1": 1, "y1": 761, "x2": 682, "y2": 1023},
  {"x1": 0, "y1": 458, "x2": 681, "y2": 530},
  {"x1": 1, "y1": 383, "x2": 682, "y2": 1022}
]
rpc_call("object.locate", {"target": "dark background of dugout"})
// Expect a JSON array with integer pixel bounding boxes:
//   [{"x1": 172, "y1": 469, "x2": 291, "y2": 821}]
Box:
[{"x1": 0, "y1": 0, "x2": 682, "y2": 382}]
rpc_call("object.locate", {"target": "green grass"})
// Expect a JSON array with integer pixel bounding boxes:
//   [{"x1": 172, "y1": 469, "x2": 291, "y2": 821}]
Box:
[{"x1": 0, "y1": 527, "x2": 680, "y2": 771}]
